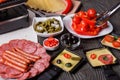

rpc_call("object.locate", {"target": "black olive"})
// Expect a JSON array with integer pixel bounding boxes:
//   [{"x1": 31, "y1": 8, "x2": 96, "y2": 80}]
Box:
[
  {"x1": 65, "y1": 63, "x2": 72, "y2": 67},
  {"x1": 56, "y1": 59, "x2": 62, "y2": 64}
]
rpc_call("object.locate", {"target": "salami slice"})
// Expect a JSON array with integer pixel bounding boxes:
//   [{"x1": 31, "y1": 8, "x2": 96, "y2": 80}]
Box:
[
  {"x1": 18, "y1": 72, "x2": 30, "y2": 80},
  {"x1": 0, "y1": 47, "x2": 4, "y2": 56},
  {"x1": 1, "y1": 43, "x2": 11, "y2": 51},
  {"x1": 0, "y1": 63, "x2": 8, "y2": 74},
  {"x1": 29, "y1": 67, "x2": 39, "y2": 78},
  {"x1": 36, "y1": 59, "x2": 50, "y2": 68},
  {"x1": 17, "y1": 39, "x2": 27, "y2": 50},
  {"x1": 22, "y1": 40, "x2": 37, "y2": 54},
  {"x1": 0, "y1": 39, "x2": 51, "y2": 79},
  {"x1": 34, "y1": 62, "x2": 45, "y2": 73},
  {"x1": 9, "y1": 39, "x2": 19, "y2": 49},
  {"x1": 98, "y1": 54, "x2": 113, "y2": 65},
  {"x1": 6, "y1": 67, "x2": 22, "y2": 76}
]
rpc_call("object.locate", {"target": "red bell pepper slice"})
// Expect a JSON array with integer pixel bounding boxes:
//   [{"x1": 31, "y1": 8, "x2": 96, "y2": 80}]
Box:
[{"x1": 62, "y1": 0, "x2": 72, "y2": 14}]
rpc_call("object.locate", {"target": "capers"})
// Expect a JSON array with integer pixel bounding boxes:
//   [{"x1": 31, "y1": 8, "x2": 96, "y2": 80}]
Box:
[
  {"x1": 56, "y1": 59, "x2": 62, "y2": 64},
  {"x1": 65, "y1": 63, "x2": 72, "y2": 67}
]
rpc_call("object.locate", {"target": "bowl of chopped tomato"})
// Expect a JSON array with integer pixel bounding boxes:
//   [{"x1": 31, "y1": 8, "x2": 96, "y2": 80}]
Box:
[{"x1": 43, "y1": 37, "x2": 59, "y2": 51}]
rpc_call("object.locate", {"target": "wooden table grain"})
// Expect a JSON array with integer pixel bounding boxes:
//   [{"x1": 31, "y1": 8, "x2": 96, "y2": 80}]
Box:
[{"x1": 30, "y1": 0, "x2": 120, "y2": 80}]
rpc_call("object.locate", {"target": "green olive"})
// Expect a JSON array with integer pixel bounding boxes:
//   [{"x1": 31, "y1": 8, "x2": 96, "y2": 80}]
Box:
[{"x1": 65, "y1": 63, "x2": 72, "y2": 67}]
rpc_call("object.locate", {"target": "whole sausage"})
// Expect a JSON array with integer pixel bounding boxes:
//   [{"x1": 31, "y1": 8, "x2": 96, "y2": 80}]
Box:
[
  {"x1": 6, "y1": 50, "x2": 30, "y2": 63},
  {"x1": 15, "y1": 48, "x2": 40, "y2": 61},
  {"x1": 4, "y1": 61, "x2": 26, "y2": 72},
  {"x1": 4, "y1": 52, "x2": 28, "y2": 65},
  {"x1": 3, "y1": 55, "x2": 27, "y2": 69}
]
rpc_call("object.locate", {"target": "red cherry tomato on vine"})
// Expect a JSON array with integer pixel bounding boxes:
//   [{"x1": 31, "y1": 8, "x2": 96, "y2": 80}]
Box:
[{"x1": 87, "y1": 8, "x2": 97, "y2": 19}]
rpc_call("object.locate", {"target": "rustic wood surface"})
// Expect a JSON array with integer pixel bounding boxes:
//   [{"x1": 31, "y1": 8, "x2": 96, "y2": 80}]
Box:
[{"x1": 30, "y1": 0, "x2": 120, "y2": 80}]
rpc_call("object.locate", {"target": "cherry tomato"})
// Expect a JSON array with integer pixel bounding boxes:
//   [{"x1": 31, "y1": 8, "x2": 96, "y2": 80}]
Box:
[
  {"x1": 90, "y1": 53, "x2": 97, "y2": 59},
  {"x1": 77, "y1": 11, "x2": 86, "y2": 18},
  {"x1": 72, "y1": 16, "x2": 81, "y2": 24},
  {"x1": 104, "y1": 35, "x2": 114, "y2": 42},
  {"x1": 79, "y1": 20, "x2": 89, "y2": 31},
  {"x1": 87, "y1": 8, "x2": 97, "y2": 19},
  {"x1": 63, "y1": 53, "x2": 71, "y2": 59},
  {"x1": 112, "y1": 41, "x2": 120, "y2": 47}
]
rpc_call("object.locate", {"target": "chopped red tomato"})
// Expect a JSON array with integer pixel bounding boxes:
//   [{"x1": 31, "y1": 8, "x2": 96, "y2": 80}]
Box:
[
  {"x1": 90, "y1": 53, "x2": 97, "y2": 59},
  {"x1": 112, "y1": 41, "x2": 120, "y2": 47},
  {"x1": 72, "y1": 8, "x2": 107, "y2": 36},
  {"x1": 44, "y1": 37, "x2": 59, "y2": 47},
  {"x1": 63, "y1": 53, "x2": 71, "y2": 59},
  {"x1": 104, "y1": 35, "x2": 114, "y2": 42}
]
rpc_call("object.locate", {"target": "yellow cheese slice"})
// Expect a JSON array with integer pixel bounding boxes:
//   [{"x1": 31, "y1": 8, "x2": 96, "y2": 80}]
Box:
[{"x1": 26, "y1": 0, "x2": 66, "y2": 12}]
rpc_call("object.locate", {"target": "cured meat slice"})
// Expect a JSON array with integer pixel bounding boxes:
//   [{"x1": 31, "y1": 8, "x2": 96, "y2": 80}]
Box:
[
  {"x1": 9, "y1": 39, "x2": 19, "y2": 49},
  {"x1": 6, "y1": 67, "x2": 23, "y2": 78},
  {"x1": 34, "y1": 62, "x2": 45, "y2": 73},
  {"x1": 98, "y1": 54, "x2": 113, "y2": 65},
  {"x1": 34, "y1": 47, "x2": 46, "y2": 56},
  {"x1": 0, "y1": 47, "x2": 4, "y2": 56},
  {"x1": 18, "y1": 72, "x2": 30, "y2": 80},
  {"x1": 0, "y1": 63, "x2": 8, "y2": 74},
  {"x1": 0, "y1": 74, "x2": 9, "y2": 79},
  {"x1": 0, "y1": 39, "x2": 51, "y2": 80},
  {"x1": 36, "y1": 59, "x2": 50, "y2": 68},
  {"x1": 22, "y1": 40, "x2": 37, "y2": 54},
  {"x1": 1, "y1": 43, "x2": 11, "y2": 51},
  {"x1": 29, "y1": 67, "x2": 39, "y2": 78},
  {"x1": 17, "y1": 39, "x2": 27, "y2": 50}
]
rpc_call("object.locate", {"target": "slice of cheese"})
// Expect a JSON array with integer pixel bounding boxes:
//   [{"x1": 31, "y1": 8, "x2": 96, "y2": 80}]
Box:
[
  {"x1": 86, "y1": 48, "x2": 116, "y2": 67},
  {"x1": 26, "y1": 0, "x2": 66, "y2": 12}
]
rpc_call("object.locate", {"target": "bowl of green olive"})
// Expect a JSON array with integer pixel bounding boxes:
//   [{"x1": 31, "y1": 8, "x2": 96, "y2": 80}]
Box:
[{"x1": 32, "y1": 16, "x2": 64, "y2": 37}]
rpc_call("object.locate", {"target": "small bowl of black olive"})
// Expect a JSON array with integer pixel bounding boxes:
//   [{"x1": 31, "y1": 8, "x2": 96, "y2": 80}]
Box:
[{"x1": 60, "y1": 33, "x2": 81, "y2": 50}]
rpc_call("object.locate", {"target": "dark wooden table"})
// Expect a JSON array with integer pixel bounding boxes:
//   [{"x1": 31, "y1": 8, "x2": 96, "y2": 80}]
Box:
[{"x1": 30, "y1": 0, "x2": 120, "y2": 80}]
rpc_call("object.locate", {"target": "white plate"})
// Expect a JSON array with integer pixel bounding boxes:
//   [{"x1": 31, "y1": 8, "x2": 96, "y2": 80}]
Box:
[
  {"x1": 32, "y1": 16, "x2": 64, "y2": 37},
  {"x1": 63, "y1": 14, "x2": 113, "y2": 39}
]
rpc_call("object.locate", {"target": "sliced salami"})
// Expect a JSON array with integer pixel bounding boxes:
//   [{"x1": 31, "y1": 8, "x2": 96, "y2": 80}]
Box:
[
  {"x1": 29, "y1": 67, "x2": 39, "y2": 78},
  {"x1": 18, "y1": 72, "x2": 30, "y2": 80},
  {"x1": 6, "y1": 67, "x2": 22, "y2": 76},
  {"x1": 98, "y1": 54, "x2": 113, "y2": 65},
  {"x1": 17, "y1": 39, "x2": 27, "y2": 50},
  {"x1": 34, "y1": 62, "x2": 45, "y2": 73},
  {"x1": 0, "y1": 47, "x2": 4, "y2": 56},
  {"x1": 22, "y1": 40, "x2": 37, "y2": 54},
  {"x1": 36, "y1": 59, "x2": 50, "y2": 68},
  {"x1": 9, "y1": 39, "x2": 19, "y2": 49},
  {"x1": 0, "y1": 39, "x2": 51, "y2": 80},
  {"x1": 0, "y1": 63, "x2": 9, "y2": 74},
  {"x1": 1, "y1": 43, "x2": 11, "y2": 51}
]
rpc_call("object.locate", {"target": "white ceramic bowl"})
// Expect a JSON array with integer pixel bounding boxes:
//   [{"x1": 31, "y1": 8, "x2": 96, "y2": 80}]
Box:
[
  {"x1": 43, "y1": 38, "x2": 59, "y2": 51},
  {"x1": 32, "y1": 16, "x2": 64, "y2": 37}
]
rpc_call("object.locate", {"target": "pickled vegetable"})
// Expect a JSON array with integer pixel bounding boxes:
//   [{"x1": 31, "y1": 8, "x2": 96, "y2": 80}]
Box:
[{"x1": 34, "y1": 18, "x2": 62, "y2": 33}]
